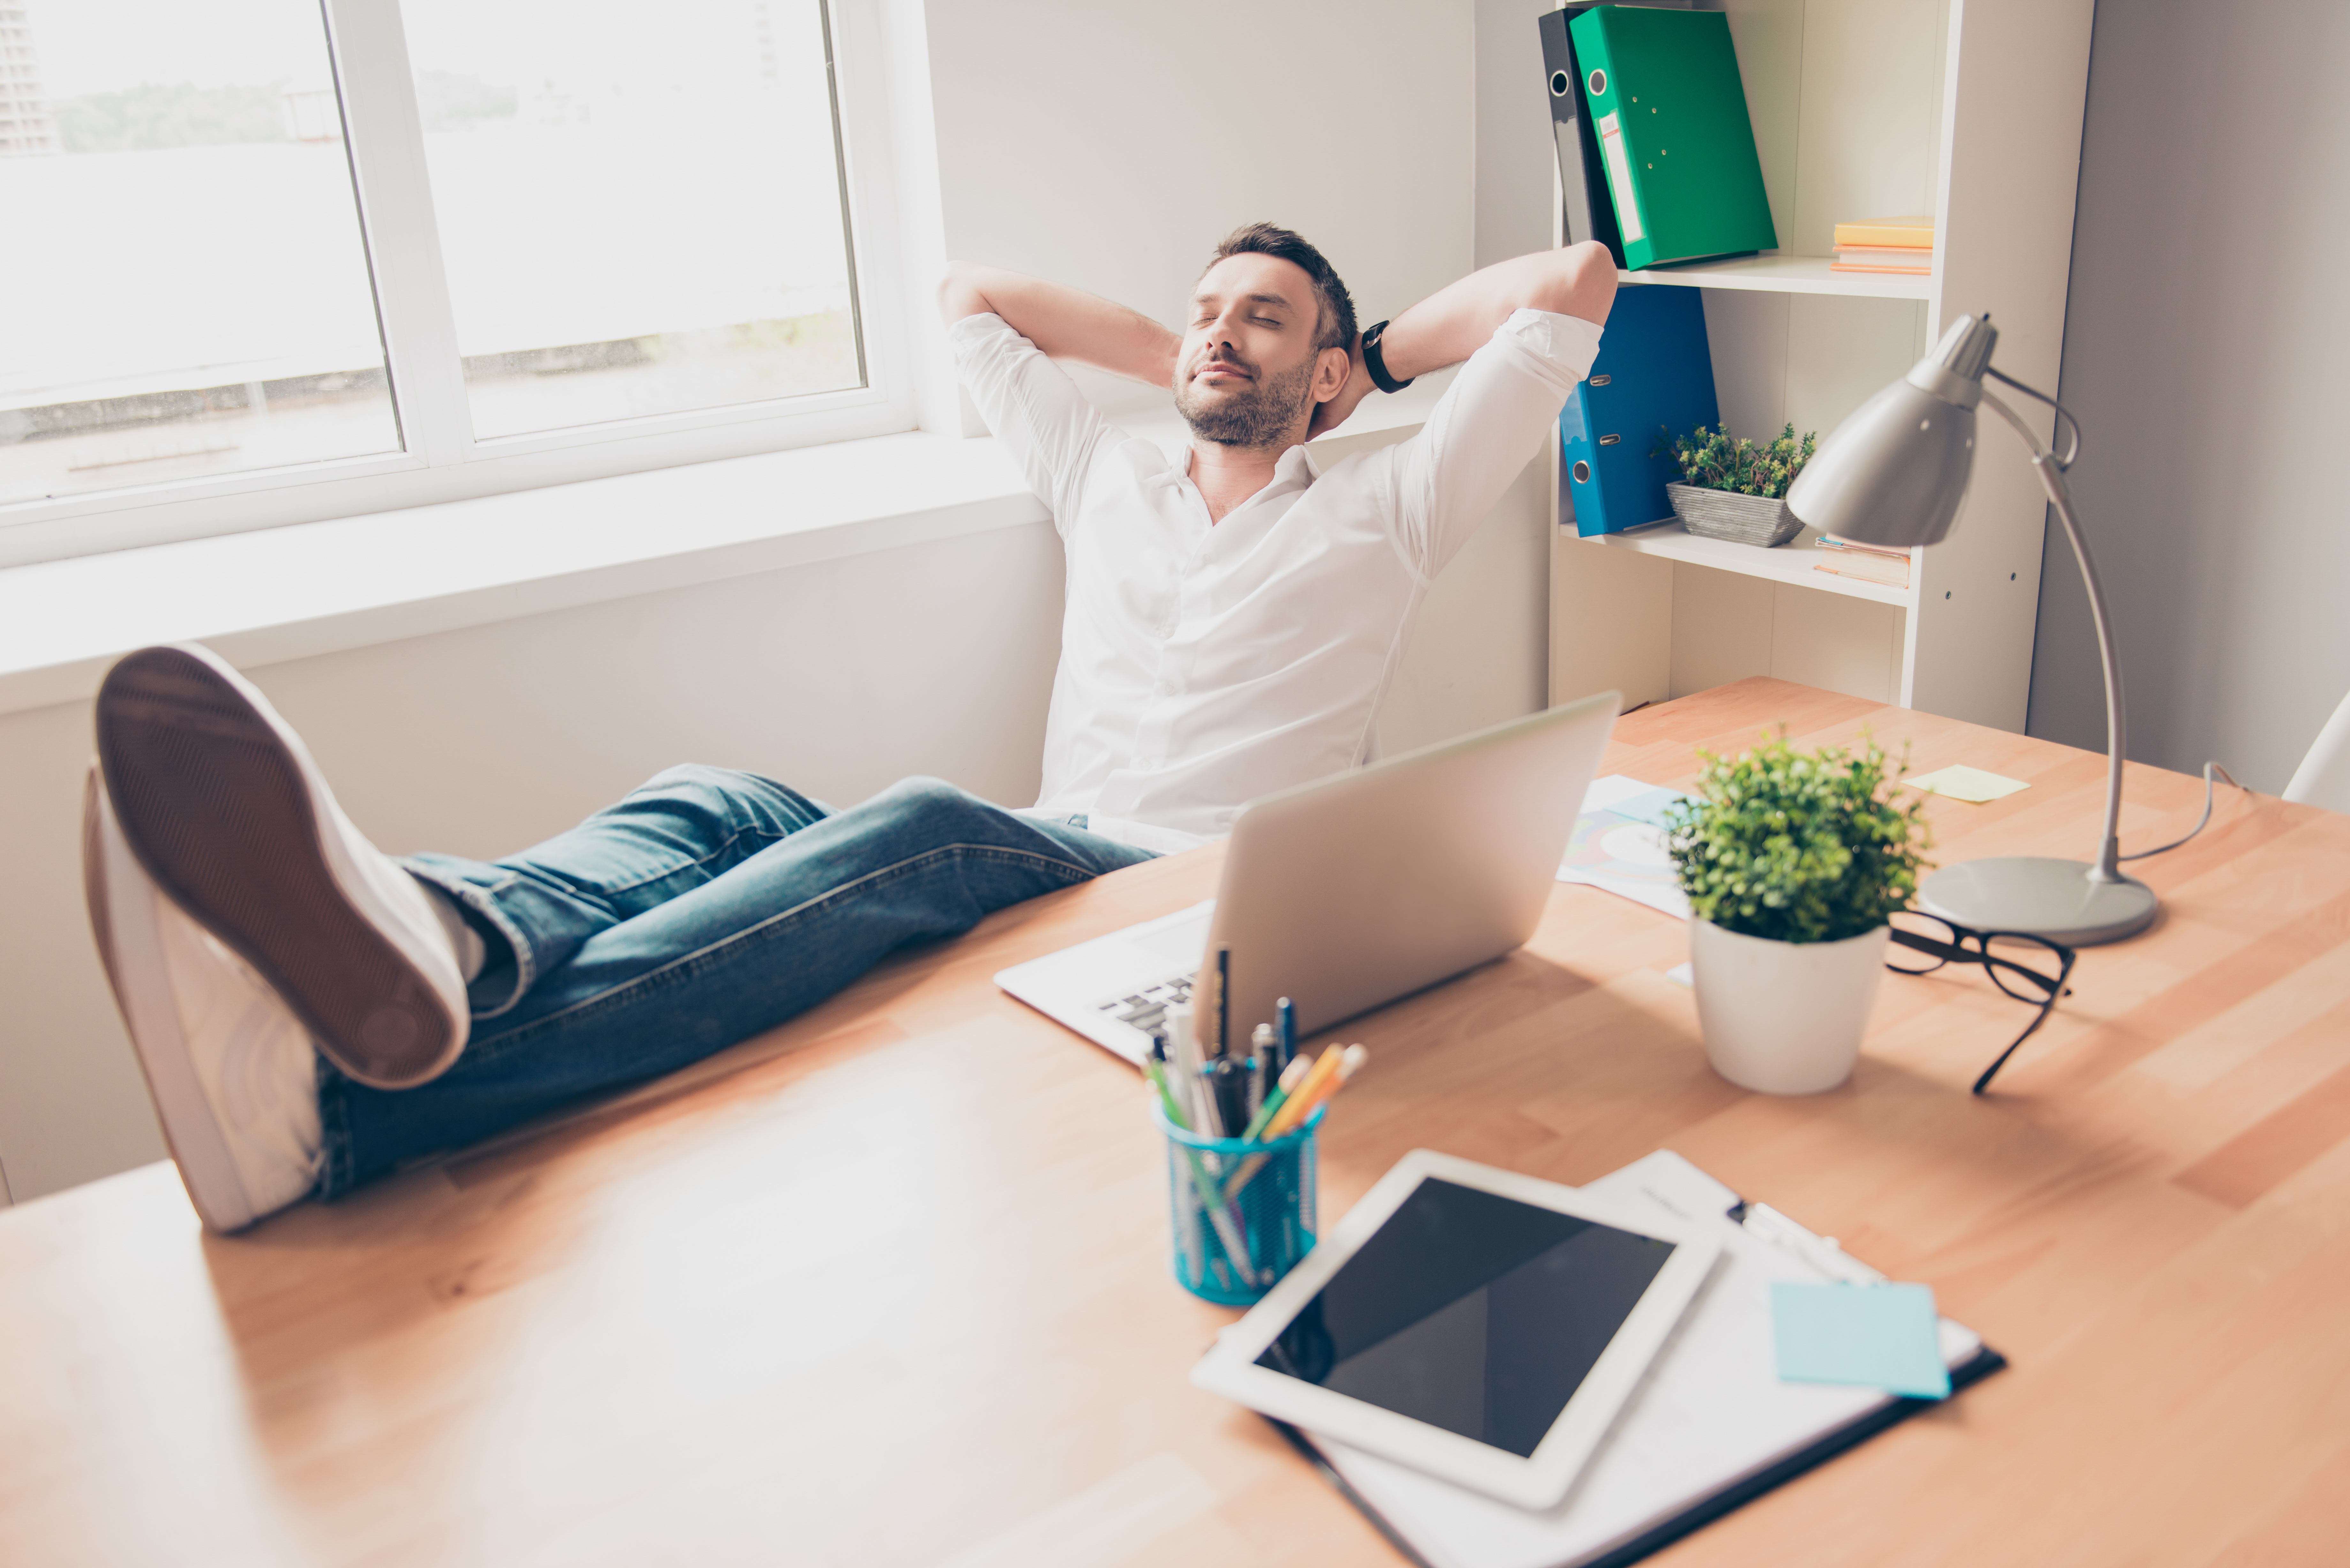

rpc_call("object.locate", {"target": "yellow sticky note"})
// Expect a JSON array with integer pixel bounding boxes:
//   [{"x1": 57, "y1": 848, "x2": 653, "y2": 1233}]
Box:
[{"x1": 1909, "y1": 765, "x2": 2030, "y2": 804}]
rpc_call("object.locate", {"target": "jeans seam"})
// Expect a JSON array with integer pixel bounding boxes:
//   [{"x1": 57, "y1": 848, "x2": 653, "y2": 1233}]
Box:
[
  {"x1": 460, "y1": 842, "x2": 1099, "y2": 1059},
  {"x1": 593, "y1": 823, "x2": 794, "y2": 899}
]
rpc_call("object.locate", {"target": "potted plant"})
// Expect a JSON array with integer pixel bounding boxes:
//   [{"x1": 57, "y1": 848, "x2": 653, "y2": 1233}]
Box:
[
  {"x1": 1655, "y1": 422, "x2": 1818, "y2": 547},
  {"x1": 1664, "y1": 730, "x2": 1931, "y2": 1094}
]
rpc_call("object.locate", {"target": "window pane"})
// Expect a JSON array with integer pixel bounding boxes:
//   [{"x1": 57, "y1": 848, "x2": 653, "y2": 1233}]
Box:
[
  {"x1": 0, "y1": 0, "x2": 399, "y2": 507},
  {"x1": 401, "y1": 0, "x2": 862, "y2": 442}
]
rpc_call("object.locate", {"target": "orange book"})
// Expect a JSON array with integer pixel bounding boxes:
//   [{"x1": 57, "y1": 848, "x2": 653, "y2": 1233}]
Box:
[
  {"x1": 1831, "y1": 244, "x2": 1932, "y2": 275},
  {"x1": 1814, "y1": 554, "x2": 1910, "y2": 588}
]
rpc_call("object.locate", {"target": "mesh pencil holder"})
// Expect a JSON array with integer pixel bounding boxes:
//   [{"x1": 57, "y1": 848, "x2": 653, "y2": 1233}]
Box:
[{"x1": 1154, "y1": 1101, "x2": 1322, "y2": 1306}]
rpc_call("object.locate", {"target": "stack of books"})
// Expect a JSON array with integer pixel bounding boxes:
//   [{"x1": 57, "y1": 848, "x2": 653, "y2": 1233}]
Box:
[
  {"x1": 1830, "y1": 215, "x2": 1933, "y2": 275},
  {"x1": 1814, "y1": 535, "x2": 1911, "y2": 588}
]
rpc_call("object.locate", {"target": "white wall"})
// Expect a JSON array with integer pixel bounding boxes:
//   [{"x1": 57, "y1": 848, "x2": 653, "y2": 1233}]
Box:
[
  {"x1": 0, "y1": 0, "x2": 1574, "y2": 1203},
  {"x1": 0, "y1": 523, "x2": 1068, "y2": 1199},
  {"x1": 923, "y1": 0, "x2": 1474, "y2": 418},
  {"x1": 2028, "y1": 0, "x2": 2350, "y2": 790}
]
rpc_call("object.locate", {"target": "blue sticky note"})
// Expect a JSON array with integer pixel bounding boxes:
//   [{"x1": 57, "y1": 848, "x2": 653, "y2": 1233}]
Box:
[{"x1": 1772, "y1": 1282, "x2": 1951, "y2": 1399}]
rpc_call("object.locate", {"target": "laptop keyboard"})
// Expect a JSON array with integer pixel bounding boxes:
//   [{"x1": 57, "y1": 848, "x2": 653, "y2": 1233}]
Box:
[{"x1": 1099, "y1": 972, "x2": 1195, "y2": 1038}]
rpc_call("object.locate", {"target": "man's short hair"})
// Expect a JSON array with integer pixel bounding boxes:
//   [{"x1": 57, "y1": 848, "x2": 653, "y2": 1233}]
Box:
[{"x1": 1208, "y1": 222, "x2": 1358, "y2": 353}]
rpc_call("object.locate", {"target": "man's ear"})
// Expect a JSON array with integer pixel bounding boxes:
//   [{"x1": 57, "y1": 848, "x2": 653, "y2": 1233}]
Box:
[{"x1": 1313, "y1": 343, "x2": 1353, "y2": 403}]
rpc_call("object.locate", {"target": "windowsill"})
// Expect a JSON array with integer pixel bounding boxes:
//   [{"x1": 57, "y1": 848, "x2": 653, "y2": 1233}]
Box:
[{"x1": 0, "y1": 379, "x2": 1449, "y2": 720}]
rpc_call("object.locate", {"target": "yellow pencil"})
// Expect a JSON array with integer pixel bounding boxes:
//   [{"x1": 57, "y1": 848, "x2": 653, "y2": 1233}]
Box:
[
  {"x1": 1224, "y1": 1044, "x2": 1368, "y2": 1204},
  {"x1": 1260, "y1": 1044, "x2": 1344, "y2": 1142}
]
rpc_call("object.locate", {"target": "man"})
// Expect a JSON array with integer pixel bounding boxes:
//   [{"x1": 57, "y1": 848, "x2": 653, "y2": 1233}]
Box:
[{"x1": 84, "y1": 224, "x2": 1613, "y2": 1231}]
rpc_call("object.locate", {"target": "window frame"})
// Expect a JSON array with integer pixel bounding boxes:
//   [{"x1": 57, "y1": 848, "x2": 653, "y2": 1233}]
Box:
[{"x1": 0, "y1": 0, "x2": 916, "y2": 570}]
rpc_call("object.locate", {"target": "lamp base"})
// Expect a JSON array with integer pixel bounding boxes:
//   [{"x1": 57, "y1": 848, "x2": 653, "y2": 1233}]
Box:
[{"x1": 1917, "y1": 857, "x2": 2159, "y2": 947}]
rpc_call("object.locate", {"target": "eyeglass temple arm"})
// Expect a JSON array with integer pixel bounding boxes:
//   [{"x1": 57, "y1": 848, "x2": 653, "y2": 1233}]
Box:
[{"x1": 1980, "y1": 386, "x2": 2128, "y2": 883}]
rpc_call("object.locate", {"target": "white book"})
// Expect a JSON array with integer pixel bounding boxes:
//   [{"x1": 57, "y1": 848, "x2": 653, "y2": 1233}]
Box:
[{"x1": 1281, "y1": 1151, "x2": 2001, "y2": 1568}]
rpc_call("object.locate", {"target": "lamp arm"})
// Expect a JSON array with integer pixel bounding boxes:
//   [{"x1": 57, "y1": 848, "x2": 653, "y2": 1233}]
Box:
[{"x1": 1981, "y1": 388, "x2": 2127, "y2": 880}]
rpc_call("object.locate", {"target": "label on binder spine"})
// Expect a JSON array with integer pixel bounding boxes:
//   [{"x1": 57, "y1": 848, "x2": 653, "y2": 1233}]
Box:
[{"x1": 1597, "y1": 112, "x2": 1644, "y2": 243}]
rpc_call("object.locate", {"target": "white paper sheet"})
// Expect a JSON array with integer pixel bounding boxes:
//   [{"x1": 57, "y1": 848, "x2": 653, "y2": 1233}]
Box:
[{"x1": 1557, "y1": 776, "x2": 1691, "y2": 921}]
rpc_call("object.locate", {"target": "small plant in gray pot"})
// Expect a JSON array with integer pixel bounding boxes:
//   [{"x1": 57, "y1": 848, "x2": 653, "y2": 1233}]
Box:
[
  {"x1": 1656, "y1": 423, "x2": 1818, "y2": 547},
  {"x1": 1664, "y1": 730, "x2": 1931, "y2": 1094}
]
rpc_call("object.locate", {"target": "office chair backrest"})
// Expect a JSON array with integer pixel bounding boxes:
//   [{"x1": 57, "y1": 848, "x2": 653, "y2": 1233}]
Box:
[{"x1": 2284, "y1": 688, "x2": 2350, "y2": 813}]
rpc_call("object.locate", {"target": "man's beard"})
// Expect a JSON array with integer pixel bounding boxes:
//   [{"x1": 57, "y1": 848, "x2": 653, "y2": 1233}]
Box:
[{"x1": 1174, "y1": 351, "x2": 1318, "y2": 449}]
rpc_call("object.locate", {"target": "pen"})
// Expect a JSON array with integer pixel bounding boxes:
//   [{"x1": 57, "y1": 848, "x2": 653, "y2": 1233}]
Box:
[
  {"x1": 1144, "y1": 1037, "x2": 1189, "y2": 1130},
  {"x1": 1151, "y1": 1037, "x2": 1262, "y2": 1286},
  {"x1": 1193, "y1": 953, "x2": 1220, "y2": 1060},
  {"x1": 1238, "y1": 1051, "x2": 1314, "y2": 1141},
  {"x1": 1260, "y1": 1043, "x2": 1346, "y2": 1143},
  {"x1": 1225, "y1": 1044, "x2": 1369, "y2": 1204},
  {"x1": 1166, "y1": 1004, "x2": 1216, "y2": 1133},
  {"x1": 1276, "y1": 996, "x2": 1296, "y2": 1074},
  {"x1": 1211, "y1": 1057, "x2": 1247, "y2": 1137},
  {"x1": 1249, "y1": 1023, "x2": 1275, "y2": 1120},
  {"x1": 1215, "y1": 946, "x2": 1231, "y2": 1059}
]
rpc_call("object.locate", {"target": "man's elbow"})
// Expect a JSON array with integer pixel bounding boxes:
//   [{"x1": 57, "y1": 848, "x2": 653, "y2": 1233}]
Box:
[
  {"x1": 1539, "y1": 242, "x2": 1617, "y2": 326},
  {"x1": 937, "y1": 260, "x2": 989, "y2": 324}
]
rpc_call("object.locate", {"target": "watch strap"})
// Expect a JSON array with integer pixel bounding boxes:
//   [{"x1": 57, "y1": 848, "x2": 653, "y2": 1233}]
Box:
[{"x1": 1361, "y1": 320, "x2": 1414, "y2": 395}]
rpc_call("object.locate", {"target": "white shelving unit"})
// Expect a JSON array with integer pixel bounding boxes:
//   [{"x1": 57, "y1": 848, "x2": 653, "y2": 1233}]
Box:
[
  {"x1": 1619, "y1": 253, "x2": 1932, "y2": 302},
  {"x1": 1549, "y1": 0, "x2": 2094, "y2": 730},
  {"x1": 1593, "y1": 520, "x2": 1912, "y2": 608}
]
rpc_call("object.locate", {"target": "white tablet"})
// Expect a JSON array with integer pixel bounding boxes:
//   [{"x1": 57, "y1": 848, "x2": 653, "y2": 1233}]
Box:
[{"x1": 1189, "y1": 1150, "x2": 1722, "y2": 1510}]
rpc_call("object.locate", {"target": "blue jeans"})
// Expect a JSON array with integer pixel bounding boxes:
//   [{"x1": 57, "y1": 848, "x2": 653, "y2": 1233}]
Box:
[{"x1": 314, "y1": 767, "x2": 1158, "y2": 1197}]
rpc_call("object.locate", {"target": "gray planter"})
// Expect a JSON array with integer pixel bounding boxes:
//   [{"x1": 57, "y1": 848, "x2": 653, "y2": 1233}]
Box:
[{"x1": 1666, "y1": 482, "x2": 1803, "y2": 548}]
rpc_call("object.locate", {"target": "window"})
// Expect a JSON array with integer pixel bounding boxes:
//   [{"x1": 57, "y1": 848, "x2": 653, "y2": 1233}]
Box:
[
  {"x1": 0, "y1": 0, "x2": 901, "y2": 564},
  {"x1": 401, "y1": 0, "x2": 862, "y2": 440}
]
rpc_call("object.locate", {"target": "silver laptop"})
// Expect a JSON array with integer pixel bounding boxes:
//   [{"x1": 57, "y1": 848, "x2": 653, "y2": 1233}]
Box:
[{"x1": 994, "y1": 690, "x2": 1621, "y2": 1062}]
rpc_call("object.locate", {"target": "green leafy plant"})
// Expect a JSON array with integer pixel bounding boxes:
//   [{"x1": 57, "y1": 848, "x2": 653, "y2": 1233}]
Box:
[
  {"x1": 1654, "y1": 422, "x2": 1818, "y2": 500},
  {"x1": 1664, "y1": 729, "x2": 1932, "y2": 944}
]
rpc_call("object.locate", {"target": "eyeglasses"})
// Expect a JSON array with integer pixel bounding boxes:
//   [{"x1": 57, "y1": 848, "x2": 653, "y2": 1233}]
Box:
[{"x1": 1885, "y1": 913, "x2": 2077, "y2": 1094}]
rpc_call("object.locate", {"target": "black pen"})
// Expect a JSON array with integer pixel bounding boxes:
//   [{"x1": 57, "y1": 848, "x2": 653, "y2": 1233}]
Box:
[
  {"x1": 1210, "y1": 1057, "x2": 1248, "y2": 1138},
  {"x1": 1276, "y1": 995, "x2": 1297, "y2": 1078},
  {"x1": 1215, "y1": 945, "x2": 1232, "y2": 1059}
]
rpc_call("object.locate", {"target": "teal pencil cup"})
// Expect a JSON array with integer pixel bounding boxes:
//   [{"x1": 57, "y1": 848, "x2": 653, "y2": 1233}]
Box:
[{"x1": 1154, "y1": 1101, "x2": 1321, "y2": 1306}]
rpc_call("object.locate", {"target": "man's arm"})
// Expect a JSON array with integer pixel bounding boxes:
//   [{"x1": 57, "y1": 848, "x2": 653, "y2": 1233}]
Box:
[
  {"x1": 1310, "y1": 242, "x2": 1617, "y2": 436},
  {"x1": 938, "y1": 262, "x2": 1179, "y2": 389}
]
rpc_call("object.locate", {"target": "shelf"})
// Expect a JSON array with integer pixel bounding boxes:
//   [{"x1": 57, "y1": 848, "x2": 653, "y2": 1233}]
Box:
[
  {"x1": 1617, "y1": 254, "x2": 1933, "y2": 301},
  {"x1": 1568, "y1": 520, "x2": 1916, "y2": 607}
]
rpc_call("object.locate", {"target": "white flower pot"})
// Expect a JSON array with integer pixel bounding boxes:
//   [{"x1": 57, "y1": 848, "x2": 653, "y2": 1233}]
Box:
[{"x1": 1689, "y1": 920, "x2": 1891, "y2": 1095}]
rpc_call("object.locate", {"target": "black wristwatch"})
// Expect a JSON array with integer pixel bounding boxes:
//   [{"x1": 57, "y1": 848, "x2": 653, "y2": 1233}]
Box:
[{"x1": 1361, "y1": 320, "x2": 1414, "y2": 395}]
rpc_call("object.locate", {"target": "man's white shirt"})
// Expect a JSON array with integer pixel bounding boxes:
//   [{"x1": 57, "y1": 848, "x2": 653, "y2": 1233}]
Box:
[{"x1": 950, "y1": 307, "x2": 1604, "y2": 852}]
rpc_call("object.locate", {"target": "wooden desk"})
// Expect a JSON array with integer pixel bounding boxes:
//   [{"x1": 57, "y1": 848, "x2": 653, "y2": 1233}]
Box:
[{"x1": 6, "y1": 679, "x2": 2348, "y2": 1567}]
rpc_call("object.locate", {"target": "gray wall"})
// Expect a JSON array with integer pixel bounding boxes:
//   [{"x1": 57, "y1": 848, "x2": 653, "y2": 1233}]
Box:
[{"x1": 2029, "y1": 0, "x2": 2350, "y2": 788}]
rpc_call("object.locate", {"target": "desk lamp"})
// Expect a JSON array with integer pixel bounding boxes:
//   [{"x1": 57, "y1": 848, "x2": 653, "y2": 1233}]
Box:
[{"x1": 1784, "y1": 314, "x2": 2155, "y2": 946}]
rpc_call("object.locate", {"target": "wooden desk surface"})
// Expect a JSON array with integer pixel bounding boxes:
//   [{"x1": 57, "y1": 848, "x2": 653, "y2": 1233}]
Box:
[{"x1": 7, "y1": 678, "x2": 2349, "y2": 1567}]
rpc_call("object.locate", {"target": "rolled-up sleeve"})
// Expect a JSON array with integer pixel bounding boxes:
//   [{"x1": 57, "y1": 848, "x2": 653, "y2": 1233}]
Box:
[
  {"x1": 1383, "y1": 309, "x2": 1604, "y2": 578},
  {"x1": 949, "y1": 312, "x2": 1114, "y2": 537}
]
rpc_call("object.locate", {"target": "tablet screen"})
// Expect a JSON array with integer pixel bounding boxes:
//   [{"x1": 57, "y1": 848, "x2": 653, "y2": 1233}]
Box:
[{"x1": 1253, "y1": 1177, "x2": 1679, "y2": 1459}]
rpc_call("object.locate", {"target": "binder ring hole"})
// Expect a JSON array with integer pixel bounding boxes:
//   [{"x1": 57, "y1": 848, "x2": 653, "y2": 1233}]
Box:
[
  {"x1": 1572, "y1": 460, "x2": 1591, "y2": 483},
  {"x1": 1587, "y1": 68, "x2": 1606, "y2": 96},
  {"x1": 1550, "y1": 69, "x2": 1570, "y2": 97}
]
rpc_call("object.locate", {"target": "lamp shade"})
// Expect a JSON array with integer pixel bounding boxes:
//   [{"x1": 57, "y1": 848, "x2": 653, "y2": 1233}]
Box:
[
  {"x1": 1785, "y1": 314, "x2": 2000, "y2": 548},
  {"x1": 1784, "y1": 381, "x2": 1976, "y2": 547}
]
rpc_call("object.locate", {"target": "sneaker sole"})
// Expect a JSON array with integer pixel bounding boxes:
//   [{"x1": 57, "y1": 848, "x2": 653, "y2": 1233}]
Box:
[
  {"x1": 82, "y1": 769, "x2": 261, "y2": 1232},
  {"x1": 95, "y1": 646, "x2": 461, "y2": 1089}
]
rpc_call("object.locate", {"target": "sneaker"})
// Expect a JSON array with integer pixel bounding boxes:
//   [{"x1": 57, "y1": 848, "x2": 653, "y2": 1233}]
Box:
[
  {"x1": 84, "y1": 768, "x2": 323, "y2": 1231},
  {"x1": 92, "y1": 644, "x2": 470, "y2": 1090}
]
